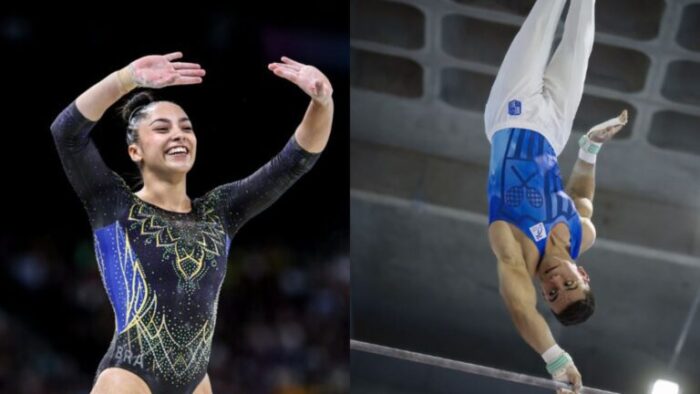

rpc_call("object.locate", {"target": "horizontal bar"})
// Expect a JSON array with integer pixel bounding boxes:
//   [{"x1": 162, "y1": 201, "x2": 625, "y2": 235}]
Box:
[{"x1": 351, "y1": 339, "x2": 620, "y2": 394}]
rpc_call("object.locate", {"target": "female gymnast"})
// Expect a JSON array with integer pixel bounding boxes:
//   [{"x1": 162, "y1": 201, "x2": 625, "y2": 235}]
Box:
[{"x1": 51, "y1": 52, "x2": 333, "y2": 394}]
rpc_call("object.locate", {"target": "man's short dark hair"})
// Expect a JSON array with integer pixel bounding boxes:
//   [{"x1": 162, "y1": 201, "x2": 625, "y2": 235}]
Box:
[{"x1": 553, "y1": 290, "x2": 595, "y2": 326}]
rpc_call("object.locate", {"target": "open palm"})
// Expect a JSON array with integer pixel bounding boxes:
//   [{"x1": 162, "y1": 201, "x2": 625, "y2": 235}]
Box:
[
  {"x1": 129, "y1": 52, "x2": 205, "y2": 89},
  {"x1": 588, "y1": 109, "x2": 628, "y2": 143},
  {"x1": 268, "y1": 57, "x2": 333, "y2": 105}
]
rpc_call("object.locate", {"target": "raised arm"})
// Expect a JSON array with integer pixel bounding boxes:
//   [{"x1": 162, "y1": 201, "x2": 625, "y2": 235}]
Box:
[
  {"x1": 51, "y1": 52, "x2": 205, "y2": 227},
  {"x1": 268, "y1": 56, "x2": 334, "y2": 153},
  {"x1": 566, "y1": 110, "x2": 628, "y2": 253},
  {"x1": 204, "y1": 58, "x2": 332, "y2": 235}
]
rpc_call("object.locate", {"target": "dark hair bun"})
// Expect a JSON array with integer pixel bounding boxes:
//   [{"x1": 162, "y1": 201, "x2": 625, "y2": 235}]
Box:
[{"x1": 120, "y1": 91, "x2": 156, "y2": 123}]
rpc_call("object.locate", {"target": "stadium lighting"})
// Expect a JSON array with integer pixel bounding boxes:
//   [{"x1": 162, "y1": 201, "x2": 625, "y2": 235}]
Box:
[{"x1": 652, "y1": 379, "x2": 679, "y2": 394}]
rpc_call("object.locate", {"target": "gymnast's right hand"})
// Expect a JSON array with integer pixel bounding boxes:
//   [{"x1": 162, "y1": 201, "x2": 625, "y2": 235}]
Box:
[
  {"x1": 118, "y1": 52, "x2": 206, "y2": 91},
  {"x1": 551, "y1": 361, "x2": 582, "y2": 394}
]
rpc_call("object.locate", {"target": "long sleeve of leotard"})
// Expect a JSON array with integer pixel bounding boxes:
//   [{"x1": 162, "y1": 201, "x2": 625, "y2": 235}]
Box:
[
  {"x1": 51, "y1": 102, "x2": 130, "y2": 229},
  {"x1": 204, "y1": 136, "x2": 320, "y2": 236}
]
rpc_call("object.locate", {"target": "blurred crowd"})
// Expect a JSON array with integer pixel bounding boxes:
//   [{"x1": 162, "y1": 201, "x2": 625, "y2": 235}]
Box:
[{"x1": 0, "y1": 234, "x2": 349, "y2": 394}]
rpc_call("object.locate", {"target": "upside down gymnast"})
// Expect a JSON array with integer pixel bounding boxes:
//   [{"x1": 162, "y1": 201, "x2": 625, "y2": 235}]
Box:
[{"x1": 483, "y1": 1, "x2": 627, "y2": 393}]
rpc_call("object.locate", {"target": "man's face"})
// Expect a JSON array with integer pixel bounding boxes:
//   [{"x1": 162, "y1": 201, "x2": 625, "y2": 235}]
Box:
[{"x1": 537, "y1": 257, "x2": 590, "y2": 314}]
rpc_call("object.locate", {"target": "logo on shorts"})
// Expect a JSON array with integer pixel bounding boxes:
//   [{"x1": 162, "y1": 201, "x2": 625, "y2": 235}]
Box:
[
  {"x1": 508, "y1": 100, "x2": 522, "y2": 116},
  {"x1": 529, "y1": 222, "x2": 547, "y2": 242}
]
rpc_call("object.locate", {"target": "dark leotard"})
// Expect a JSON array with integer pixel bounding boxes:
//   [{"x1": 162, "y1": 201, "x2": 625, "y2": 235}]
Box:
[{"x1": 51, "y1": 102, "x2": 319, "y2": 393}]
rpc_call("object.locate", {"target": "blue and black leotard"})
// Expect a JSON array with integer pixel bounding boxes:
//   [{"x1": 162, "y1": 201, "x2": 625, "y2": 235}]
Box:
[
  {"x1": 487, "y1": 128, "x2": 582, "y2": 263},
  {"x1": 51, "y1": 102, "x2": 319, "y2": 394}
]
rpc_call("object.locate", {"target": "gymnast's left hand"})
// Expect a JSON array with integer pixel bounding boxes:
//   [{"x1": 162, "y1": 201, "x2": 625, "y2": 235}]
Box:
[
  {"x1": 588, "y1": 109, "x2": 628, "y2": 143},
  {"x1": 268, "y1": 56, "x2": 333, "y2": 106}
]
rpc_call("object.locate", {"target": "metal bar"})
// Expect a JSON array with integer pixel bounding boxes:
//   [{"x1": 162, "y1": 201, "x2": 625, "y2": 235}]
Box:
[{"x1": 351, "y1": 339, "x2": 620, "y2": 394}]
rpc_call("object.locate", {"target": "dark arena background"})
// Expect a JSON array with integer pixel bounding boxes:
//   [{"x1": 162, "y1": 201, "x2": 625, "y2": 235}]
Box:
[{"x1": 0, "y1": 4, "x2": 348, "y2": 394}]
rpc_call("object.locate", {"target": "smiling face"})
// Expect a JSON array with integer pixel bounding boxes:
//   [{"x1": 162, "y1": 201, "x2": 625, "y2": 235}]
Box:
[
  {"x1": 537, "y1": 255, "x2": 591, "y2": 314},
  {"x1": 128, "y1": 101, "x2": 197, "y2": 177}
]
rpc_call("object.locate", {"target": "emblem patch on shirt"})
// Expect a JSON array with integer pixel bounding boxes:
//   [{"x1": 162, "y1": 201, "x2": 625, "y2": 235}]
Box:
[
  {"x1": 508, "y1": 100, "x2": 522, "y2": 116},
  {"x1": 529, "y1": 222, "x2": 547, "y2": 242}
]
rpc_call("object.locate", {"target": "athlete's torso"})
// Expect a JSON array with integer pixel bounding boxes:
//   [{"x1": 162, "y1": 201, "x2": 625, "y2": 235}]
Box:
[
  {"x1": 487, "y1": 128, "x2": 582, "y2": 263},
  {"x1": 94, "y1": 192, "x2": 230, "y2": 393}
]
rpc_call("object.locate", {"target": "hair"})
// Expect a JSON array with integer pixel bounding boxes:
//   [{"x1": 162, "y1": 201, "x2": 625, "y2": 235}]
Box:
[
  {"x1": 119, "y1": 90, "x2": 157, "y2": 145},
  {"x1": 553, "y1": 289, "x2": 596, "y2": 326},
  {"x1": 118, "y1": 91, "x2": 160, "y2": 188}
]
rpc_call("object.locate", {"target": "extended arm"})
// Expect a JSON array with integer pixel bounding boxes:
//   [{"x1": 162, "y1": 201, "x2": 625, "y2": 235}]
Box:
[
  {"x1": 489, "y1": 223, "x2": 582, "y2": 393},
  {"x1": 490, "y1": 223, "x2": 557, "y2": 352},
  {"x1": 499, "y1": 260, "x2": 558, "y2": 351}
]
